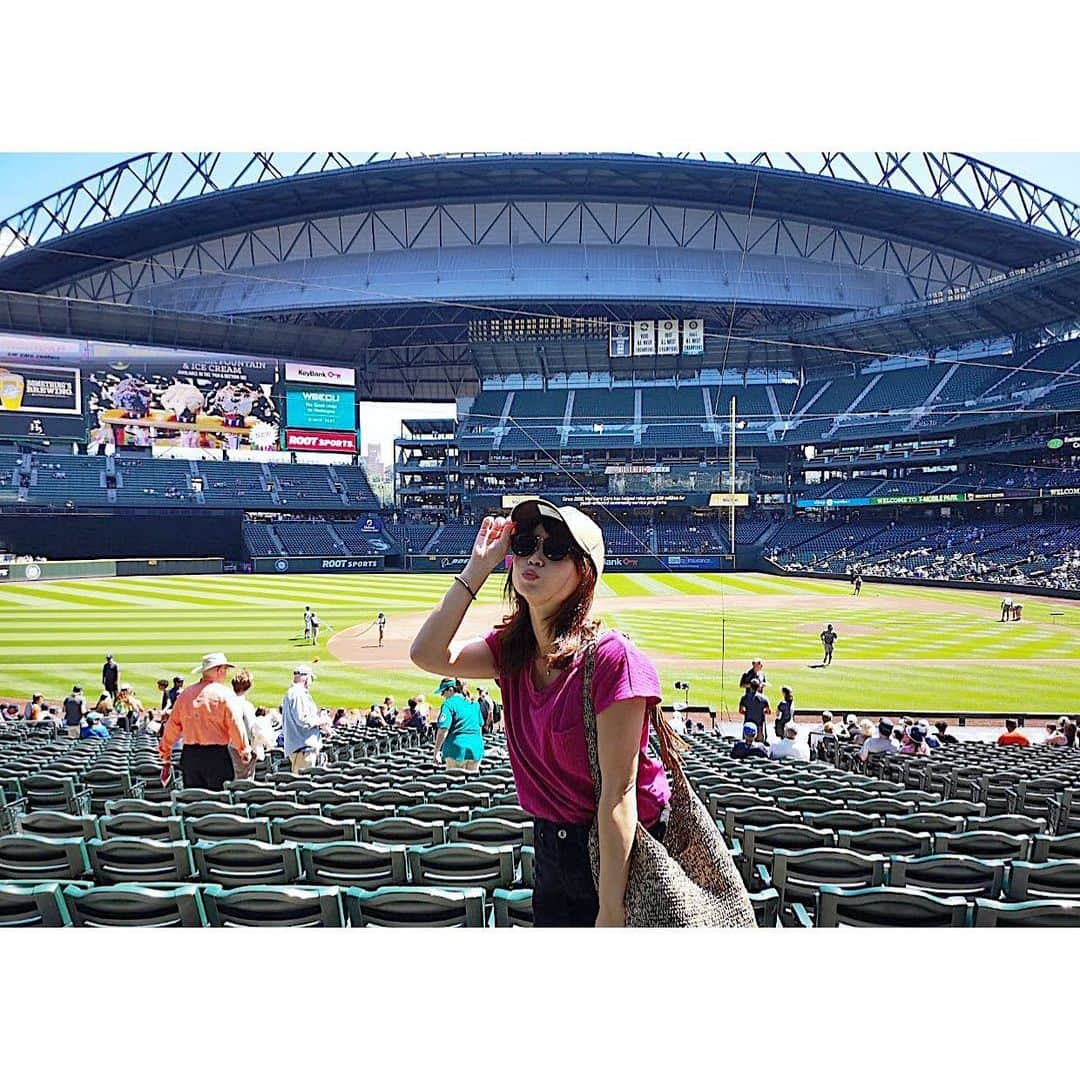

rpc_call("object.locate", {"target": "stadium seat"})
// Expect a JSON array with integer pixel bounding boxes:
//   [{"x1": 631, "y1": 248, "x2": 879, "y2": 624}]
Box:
[
  {"x1": 203, "y1": 885, "x2": 346, "y2": 927},
  {"x1": 86, "y1": 838, "x2": 195, "y2": 885},
  {"x1": 192, "y1": 840, "x2": 303, "y2": 888},
  {"x1": 973, "y1": 898, "x2": 1080, "y2": 927},
  {"x1": 815, "y1": 886, "x2": 969, "y2": 928},
  {"x1": 104, "y1": 798, "x2": 172, "y2": 818},
  {"x1": 407, "y1": 803, "x2": 467, "y2": 824},
  {"x1": 271, "y1": 816, "x2": 356, "y2": 844},
  {"x1": 493, "y1": 888, "x2": 534, "y2": 927},
  {"x1": 344, "y1": 886, "x2": 487, "y2": 928},
  {"x1": 472, "y1": 804, "x2": 530, "y2": 824},
  {"x1": 777, "y1": 796, "x2": 845, "y2": 816},
  {"x1": 175, "y1": 800, "x2": 237, "y2": 819},
  {"x1": 18, "y1": 810, "x2": 99, "y2": 842},
  {"x1": 976, "y1": 814, "x2": 1047, "y2": 837},
  {"x1": 98, "y1": 813, "x2": 186, "y2": 842},
  {"x1": 362, "y1": 788, "x2": 426, "y2": 809},
  {"x1": 326, "y1": 802, "x2": 396, "y2": 823},
  {"x1": 804, "y1": 810, "x2": 881, "y2": 833},
  {"x1": 837, "y1": 829, "x2": 933, "y2": 858},
  {"x1": 884, "y1": 813, "x2": 966, "y2": 834},
  {"x1": 21, "y1": 775, "x2": 91, "y2": 815},
  {"x1": 888, "y1": 855, "x2": 1005, "y2": 900},
  {"x1": 62, "y1": 884, "x2": 209, "y2": 927},
  {"x1": 0, "y1": 882, "x2": 73, "y2": 927},
  {"x1": 520, "y1": 845, "x2": 535, "y2": 888},
  {"x1": 448, "y1": 818, "x2": 534, "y2": 851},
  {"x1": 936, "y1": 831, "x2": 1031, "y2": 860},
  {"x1": 931, "y1": 800, "x2": 988, "y2": 822},
  {"x1": 247, "y1": 801, "x2": 310, "y2": 820},
  {"x1": 1005, "y1": 860, "x2": 1080, "y2": 902},
  {"x1": 407, "y1": 842, "x2": 516, "y2": 894},
  {"x1": 299, "y1": 841, "x2": 409, "y2": 888},
  {"x1": 722, "y1": 806, "x2": 802, "y2": 843},
  {"x1": 1030, "y1": 833, "x2": 1080, "y2": 862},
  {"x1": 183, "y1": 814, "x2": 273, "y2": 844},
  {"x1": 0, "y1": 835, "x2": 90, "y2": 881},
  {"x1": 172, "y1": 788, "x2": 230, "y2": 805},
  {"x1": 81, "y1": 768, "x2": 140, "y2": 814},
  {"x1": 359, "y1": 817, "x2": 446, "y2": 847},
  {"x1": 769, "y1": 849, "x2": 887, "y2": 925},
  {"x1": 740, "y1": 824, "x2": 834, "y2": 889}
]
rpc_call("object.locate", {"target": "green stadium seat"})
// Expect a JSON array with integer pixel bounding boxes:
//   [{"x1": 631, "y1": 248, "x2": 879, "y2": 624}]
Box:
[
  {"x1": 203, "y1": 885, "x2": 345, "y2": 927},
  {"x1": 192, "y1": 839, "x2": 302, "y2": 888},
  {"x1": 62, "y1": 884, "x2": 209, "y2": 927},
  {"x1": 520, "y1": 845, "x2": 535, "y2": 888},
  {"x1": 0, "y1": 835, "x2": 90, "y2": 881},
  {"x1": 183, "y1": 814, "x2": 272, "y2": 843},
  {"x1": 98, "y1": 813, "x2": 185, "y2": 842},
  {"x1": 18, "y1": 810, "x2": 99, "y2": 842},
  {"x1": 448, "y1": 818, "x2": 533, "y2": 851},
  {"x1": 407, "y1": 842, "x2": 516, "y2": 894},
  {"x1": 326, "y1": 802, "x2": 396, "y2": 824},
  {"x1": 936, "y1": 831, "x2": 1031, "y2": 860},
  {"x1": 888, "y1": 854, "x2": 1005, "y2": 900},
  {"x1": 104, "y1": 798, "x2": 172, "y2": 818},
  {"x1": 837, "y1": 829, "x2": 933, "y2": 858},
  {"x1": 816, "y1": 886, "x2": 969, "y2": 928},
  {"x1": 344, "y1": 886, "x2": 486, "y2": 928},
  {"x1": 1030, "y1": 833, "x2": 1080, "y2": 862},
  {"x1": 768, "y1": 849, "x2": 887, "y2": 925},
  {"x1": 493, "y1": 888, "x2": 534, "y2": 927},
  {"x1": 86, "y1": 838, "x2": 195, "y2": 885},
  {"x1": 175, "y1": 800, "x2": 237, "y2": 818},
  {"x1": 0, "y1": 882, "x2": 73, "y2": 927},
  {"x1": 1005, "y1": 859, "x2": 1080, "y2": 902},
  {"x1": 803, "y1": 810, "x2": 881, "y2": 833},
  {"x1": 270, "y1": 816, "x2": 356, "y2": 844},
  {"x1": 884, "y1": 813, "x2": 966, "y2": 834},
  {"x1": 299, "y1": 841, "x2": 409, "y2": 888},
  {"x1": 740, "y1": 824, "x2": 834, "y2": 889},
  {"x1": 973, "y1": 898, "x2": 1080, "y2": 927},
  {"x1": 749, "y1": 887, "x2": 781, "y2": 928},
  {"x1": 359, "y1": 817, "x2": 446, "y2": 846}
]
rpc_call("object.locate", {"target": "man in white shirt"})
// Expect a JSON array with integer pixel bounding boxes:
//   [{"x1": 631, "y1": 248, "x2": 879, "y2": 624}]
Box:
[
  {"x1": 859, "y1": 720, "x2": 900, "y2": 762},
  {"x1": 282, "y1": 665, "x2": 329, "y2": 773},
  {"x1": 769, "y1": 722, "x2": 810, "y2": 761}
]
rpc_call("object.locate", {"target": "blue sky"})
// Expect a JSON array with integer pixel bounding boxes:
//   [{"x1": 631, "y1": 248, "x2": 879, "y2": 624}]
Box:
[{"x1": 0, "y1": 152, "x2": 1079, "y2": 221}]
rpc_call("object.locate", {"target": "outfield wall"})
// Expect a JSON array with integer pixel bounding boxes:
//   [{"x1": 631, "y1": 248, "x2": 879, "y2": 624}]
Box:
[
  {"x1": 0, "y1": 557, "x2": 223, "y2": 582},
  {"x1": 253, "y1": 555, "x2": 385, "y2": 574}
]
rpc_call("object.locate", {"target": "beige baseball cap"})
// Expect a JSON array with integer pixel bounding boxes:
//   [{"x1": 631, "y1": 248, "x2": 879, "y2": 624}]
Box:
[{"x1": 510, "y1": 498, "x2": 605, "y2": 578}]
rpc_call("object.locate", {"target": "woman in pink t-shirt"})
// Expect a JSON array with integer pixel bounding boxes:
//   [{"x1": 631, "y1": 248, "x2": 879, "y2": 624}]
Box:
[{"x1": 410, "y1": 498, "x2": 673, "y2": 927}]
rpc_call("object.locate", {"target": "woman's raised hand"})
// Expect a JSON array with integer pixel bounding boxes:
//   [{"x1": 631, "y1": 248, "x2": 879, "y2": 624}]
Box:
[{"x1": 471, "y1": 515, "x2": 513, "y2": 571}]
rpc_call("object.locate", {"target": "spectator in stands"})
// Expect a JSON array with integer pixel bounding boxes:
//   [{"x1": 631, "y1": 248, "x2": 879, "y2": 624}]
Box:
[
  {"x1": 774, "y1": 686, "x2": 794, "y2": 741},
  {"x1": 332, "y1": 708, "x2": 348, "y2": 728},
  {"x1": 63, "y1": 685, "x2": 86, "y2": 739},
  {"x1": 167, "y1": 676, "x2": 184, "y2": 710},
  {"x1": 94, "y1": 694, "x2": 117, "y2": 730},
  {"x1": 1063, "y1": 716, "x2": 1078, "y2": 748},
  {"x1": 382, "y1": 696, "x2": 398, "y2": 723},
  {"x1": 413, "y1": 694, "x2": 430, "y2": 725},
  {"x1": 739, "y1": 658, "x2": 767, "y2": 691},
  {"x1": 102, "y1": 653, "x2": 119, "y2": 699},
  {"x1": 283, "y1": 664, "x2": 328, "y2": 773},
  {"x1": 900, "y1": 724, "x2": 930, "y2": 756},
  {"x1": 80, "y1": 713, "x2": 111, "y2": 741},
  {"x1": 1043, "y1": 721, "x2": 1067, "y2": 748},
  {"x1": 365, "y1": 704, "x2": 386, "y2": 729},
  {"x1": 410, "y1": 500, "x2": 675, "y2": 927},
  {"x1": 115, "y1": 684, "x2": 142, "y2": 732},
  {"x1": 769, "y1": 722, "x2": 810, "y2": 761},
  {"x1": 433, "y1": 677, "x2": 485, "y2": 772},
  {"x1": 997, "y1": 719, "x2": 1030, "y2": 748},
  {"x1": 933, "y1": 720, "x2": 960, "y2": 746},
  {"x1": 738, "y1": 678, "x2": 771, "y2": 745},
  {"x1": 229, "y1": 669, "x2": 261, "y2": 780},
  {"x1": 160, "y1": 653, "x2": 251, "y2": 789},
  {"x1": 156, "y1": 679, "x2": 170, "y2": 710},
  {"x1": 23, "y1": 694, "x2": 43, "y2": 723},
  {"x1": 859, "y1": 720, "x2": 899, "y2": 762},
  {"x1": 851, "y1": 719, "x2": 874, "y2": 749},
  {"x1": 477, "y1": 686, "x2": 494, "y2": 734},
  {"x1": 732, "y1": 722, "x2": 769, "y2": 760}
]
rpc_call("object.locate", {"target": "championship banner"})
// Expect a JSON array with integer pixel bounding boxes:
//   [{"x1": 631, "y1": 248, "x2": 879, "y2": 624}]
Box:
[
  {"x1": 285, "y1": 428, "x2": 358, "y2": 453},
  {"x1": 682, "y1": 319, "x2": 704, "y2": 356},
  {"x1": 285, "y1": 362, "x2": 356, "y2": 387},
  {"x1": 633, "y1": 321, "x2": 656, "y2": 356},
  {"x1": 608, "y1": 322, "x2": 632, "y2": 358},
  {"x1": 657, "y1": 319, "x2": 679, "y2": 355}
]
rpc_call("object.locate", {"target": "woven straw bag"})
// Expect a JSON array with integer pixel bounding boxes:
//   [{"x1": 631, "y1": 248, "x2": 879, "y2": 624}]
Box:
[{"x1": 582, "y1": 646, "x2": 757, "y2": 927}]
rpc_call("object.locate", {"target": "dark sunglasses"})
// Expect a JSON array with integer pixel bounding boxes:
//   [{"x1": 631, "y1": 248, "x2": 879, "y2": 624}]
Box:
[{"x1": 510, "y1": 528, "x2": 580, "y2": 562}]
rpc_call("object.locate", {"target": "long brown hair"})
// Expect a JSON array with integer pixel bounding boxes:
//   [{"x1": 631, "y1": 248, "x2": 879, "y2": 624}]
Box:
[{"x1": 496, "y1": 550, "x2": 602, "y2": 676}]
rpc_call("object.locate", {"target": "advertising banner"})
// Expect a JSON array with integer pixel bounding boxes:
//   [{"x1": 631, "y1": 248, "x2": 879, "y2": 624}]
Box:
[
  {"x1": 708, "y1": 492, "x2": 751, "y2": 508},
  {"x1": 285, "y1": 362, "x2": 356, "y2": 387},
  {"x1": 633, "y1": 321, "x2": 656, "y2": 356},
  {"x1": 286, "y1": 388, "x2": 355, "y2": 431},
  {"x1": 408, "y1": 554, "x2": 511, "y2": 573},
  {"x1": 88, "y1": 349, "x2": 280, "y2": 451},
  {"x1": 664, "y1": 555, "x2": 725, "y2": 571},
  {"x1": 255, "y1": 555, "x2": 385, "y2": 574},
  {"x1": 608, "y1": 322, "x2": 632, "y2": 358},
  {"x1": 657, "y1": 319, "x2": 680, "y2": 355},
  {"x1": 0, "y1": 346, "x2": 84, "y2": 440},
  {"x1": 285, "y1": 429, "x2": 358, "y2": 453},
  {"x1": 682, "y1": 318, "x2": 704, "y2": 356},
  {"x1": 358, "y1": 515, "x2": 383, "y2": 533}
]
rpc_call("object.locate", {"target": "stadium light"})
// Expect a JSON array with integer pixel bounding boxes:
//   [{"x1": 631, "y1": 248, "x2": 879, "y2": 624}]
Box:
[{"x1": 804, "y1": 445, "x2": 816, "y2": 460}]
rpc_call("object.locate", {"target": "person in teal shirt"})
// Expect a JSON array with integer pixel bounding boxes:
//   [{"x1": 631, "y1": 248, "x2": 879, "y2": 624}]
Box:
[{"x1": 433, "y1": 677, "x2": 484, "y2": 772}]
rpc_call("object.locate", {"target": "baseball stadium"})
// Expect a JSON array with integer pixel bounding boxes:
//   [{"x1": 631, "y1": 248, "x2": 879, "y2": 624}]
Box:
[{"x1": 0, "y1": 152, "x2": 1079, "y2": 928}]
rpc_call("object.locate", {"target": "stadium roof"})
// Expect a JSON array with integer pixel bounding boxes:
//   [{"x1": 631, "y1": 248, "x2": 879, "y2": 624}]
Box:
[{"x1": 1, "y1": 153, "x2": 1078, "y2": 295}]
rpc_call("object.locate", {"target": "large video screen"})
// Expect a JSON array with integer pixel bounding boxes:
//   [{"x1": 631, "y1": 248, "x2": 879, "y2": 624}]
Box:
[
  {"x1": 0, "y1": 334, "x2": 86, "y2": 441},
  {"x1": 88, "y1": 346, "x2": 281, "y2": 451},
  {"x1": 286, "y1": 387, "x2": 355, "y2": 431}
]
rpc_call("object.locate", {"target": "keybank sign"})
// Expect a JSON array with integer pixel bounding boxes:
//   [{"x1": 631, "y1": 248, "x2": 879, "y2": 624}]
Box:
[{"x1": 285, "y1": 362, "x2": 356, "y2": 387}]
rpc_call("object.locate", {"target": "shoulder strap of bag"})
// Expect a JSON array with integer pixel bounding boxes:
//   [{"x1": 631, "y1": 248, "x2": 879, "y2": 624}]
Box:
[{"x1": 581, "y1": 642, "x2": 687, "y2": 809}]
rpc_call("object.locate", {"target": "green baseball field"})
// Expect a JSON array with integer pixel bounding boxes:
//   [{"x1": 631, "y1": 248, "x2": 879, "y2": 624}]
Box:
[{"x1": 0, "y1": 571, "x2": 1076, "y2": 716}]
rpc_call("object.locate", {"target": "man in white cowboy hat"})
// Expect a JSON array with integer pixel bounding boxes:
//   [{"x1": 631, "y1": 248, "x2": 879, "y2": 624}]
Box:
[
  {"x1": 282, "y1": 663, "x2": 329, "y2": 773},
  {"x1": 159, "y1": 652, "x2": 251, "y2": 791}
]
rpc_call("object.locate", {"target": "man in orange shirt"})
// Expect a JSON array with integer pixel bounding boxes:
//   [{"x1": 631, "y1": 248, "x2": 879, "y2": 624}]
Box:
[
  {"x1": 160, "y1": 652, "x2": 251, "y2": 790},
  {"x1": 996, "y1": 718, "x2": 1030, "y2": 748}
]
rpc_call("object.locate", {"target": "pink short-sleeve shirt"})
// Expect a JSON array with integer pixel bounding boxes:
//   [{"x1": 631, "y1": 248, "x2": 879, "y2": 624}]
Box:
[{"x1": 484, "y1": 627, "x2": 671, "y2": 826}]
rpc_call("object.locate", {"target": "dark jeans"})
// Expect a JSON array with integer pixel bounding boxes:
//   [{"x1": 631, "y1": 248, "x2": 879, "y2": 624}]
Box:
[
  {"x1": 178, "y1": 745, "x2": 234, "y2": 791},
  {"x1": 532, "y1": 810, "x2": 668, "y2": 928}
]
